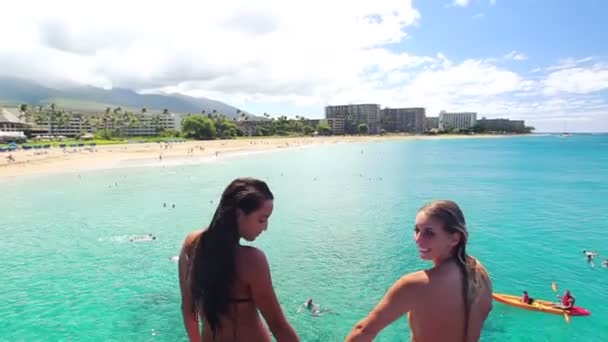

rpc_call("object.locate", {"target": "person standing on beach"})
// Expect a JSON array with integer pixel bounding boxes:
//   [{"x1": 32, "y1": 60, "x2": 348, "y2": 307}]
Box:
[
  {"x1": 179, "y1": 178, "x2": 299, "y2": 342},
  {"x1": 346, "y1": 200, "x2": 492, "y2": 342}
]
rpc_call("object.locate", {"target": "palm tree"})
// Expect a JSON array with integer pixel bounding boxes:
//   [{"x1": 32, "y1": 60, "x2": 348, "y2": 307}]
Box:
[
  {"x1": 111, "y1": 107, "x2": 123, "y2": 135},
  {"x1": 101, "y1": 107, "x2": 113, "y2": 138},
  {"x1": 123, "y1": 111, "x2": 140, "y2": 136},
  {"x1": 82, "y1": 114, "x2": 100, "y2": 134},
  {"x1": 41, "y1": 103, "x2": 71, "y2": 136},
  {"x1": 18, "y1": 104, "x2": 33, "y2": 123},
  {"x1": 56, "y1": 110, "x2": 72, "y2": 136},
  {"x1": 33, "y1": 106, "x2": 46, "y2": 127},
  {"x1": 152, "y1": 114, "x2": 162, "y2": 134},
  {"x1": 163, "y1": 108, "x2": 169, "y2": 115}
]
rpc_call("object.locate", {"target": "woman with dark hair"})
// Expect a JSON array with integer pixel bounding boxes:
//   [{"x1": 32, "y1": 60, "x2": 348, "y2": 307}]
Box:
[
  {"x1": 346, "y1": 200, "x2": 492, "y2": 342},
  {"x1": 179, "y1": 178, "x2": 299, "y2": 342}
]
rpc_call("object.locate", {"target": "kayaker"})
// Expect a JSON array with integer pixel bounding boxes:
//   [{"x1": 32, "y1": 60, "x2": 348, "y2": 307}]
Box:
[
  {"x1": 521, "y1": 291, "x2": 534, "y2": 305},
  {"x1": 554, "y1": 290, "x2": 575, "y2": 310}
]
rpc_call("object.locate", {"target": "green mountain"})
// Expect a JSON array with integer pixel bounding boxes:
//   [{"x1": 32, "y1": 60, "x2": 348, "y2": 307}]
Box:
[{"x1": 0, "y1": 77, "x2": 248, "y2": 118}]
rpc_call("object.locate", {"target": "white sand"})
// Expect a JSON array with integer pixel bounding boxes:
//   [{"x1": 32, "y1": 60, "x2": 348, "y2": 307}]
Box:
[{"x1": 0, "y1": 134, "x2": 507, "y2": 179}]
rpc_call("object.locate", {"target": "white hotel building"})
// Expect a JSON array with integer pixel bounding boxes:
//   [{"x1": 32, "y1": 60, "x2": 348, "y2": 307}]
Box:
[{"x1": 438, "y1": 111, "x2": 477, "y2": 131}]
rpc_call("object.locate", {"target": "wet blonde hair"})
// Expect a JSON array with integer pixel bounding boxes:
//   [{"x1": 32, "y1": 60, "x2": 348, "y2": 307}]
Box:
[{"x1": 419, "y1": 200, "x2": 490, "y2": 342}]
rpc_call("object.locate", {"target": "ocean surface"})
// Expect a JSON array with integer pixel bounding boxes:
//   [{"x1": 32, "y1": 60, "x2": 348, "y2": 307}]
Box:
[{"x1": 1, "y1": 135, "x2": 607, "y2": 341}]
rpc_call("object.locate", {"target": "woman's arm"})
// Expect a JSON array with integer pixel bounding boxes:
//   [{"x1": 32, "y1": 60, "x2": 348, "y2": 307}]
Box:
[
  {"x1": 566, "y1": 298, "x2": 575, "y2": 309},
  {"x1": 246, "y1": 248, "x2": 299, "y2": 342},
  {"x1": 179, "y1": 231, "x2": 202, "y2": 342},
  {"x1": 345, "y1": 274, "x2": 418, "y2": 342}
]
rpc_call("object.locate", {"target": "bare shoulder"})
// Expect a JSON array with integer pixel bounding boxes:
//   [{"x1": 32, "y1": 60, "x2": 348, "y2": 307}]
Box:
[
  {"x1": 236, "y1": 245, "x2": 268, "y2": 267},
  {"x1": 472, "y1": 262, "x2": 493, "y2": 314},
  {"x1": 402, "y1": 270, "x2": 430, "y2": 283},
  {"x1": 472, "y1": 260, "x2": 493, "y2": 295},
  {"x1": 478, "y1": 269, "x2": 493, "y2": 301},
  {"x1": 180, "y1": 229, "x2": 205, "y2": 260},
  {"x1": 236, "y1": 246, "x2": 271, "y2": 285},
  {"x1": 182, "y1": 229, "x2": 204, "y2": 248},
  {"x1": 392, "y1": 271, "x2": 430, "y2": 293}
]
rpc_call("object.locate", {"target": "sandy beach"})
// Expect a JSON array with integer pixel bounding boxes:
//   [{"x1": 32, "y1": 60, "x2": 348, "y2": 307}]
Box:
[{"x1": 0, "y1": 134, "x2": 508, "y2": 179}]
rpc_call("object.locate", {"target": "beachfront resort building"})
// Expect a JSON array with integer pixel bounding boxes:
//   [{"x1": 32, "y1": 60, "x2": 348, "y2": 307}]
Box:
[
  {"x1": 477, "y1": 117, "x2": 526, "y2": 133},
  {"x1": 321, "y1": 118, "x2": 345, "y2": 134},
  {"x1": 1, "y1": 106, "x2": 182, "y2": 137},
  {"x1": 380, "y1": 107, "x2": 426, "y2": 133},
  {"x1": 123, "y1": 112, "x2": 181, "y2": 136},
  {"x1": 438, "y1": 111, "x2": 477, "y2": 131},
  {"x1": 425, "y1": 116, "x2": 439, "y2": 132},
  {"x1": 22, "y1": 111, "x2": 181, "y2": 137},
  {"x1": 0, "y1": 107, "x2": 35, "y2": 142},
  {"x1": 325, "y1": 104, "x2": 381, "y2": 134},
  {"x1": 0, "y1": 107, "x2": 30, "y2": 132}
]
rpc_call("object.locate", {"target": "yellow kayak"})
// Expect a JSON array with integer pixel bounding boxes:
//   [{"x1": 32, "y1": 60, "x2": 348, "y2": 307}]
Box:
[{"x1": 492, "y1": 293, "x2": 590, "y2": 316}]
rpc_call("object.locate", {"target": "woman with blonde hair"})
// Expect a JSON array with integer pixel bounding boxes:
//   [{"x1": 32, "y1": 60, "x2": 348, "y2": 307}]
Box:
[{"x1": 346, "y1": 200, "x2": 492, "y2": 342}]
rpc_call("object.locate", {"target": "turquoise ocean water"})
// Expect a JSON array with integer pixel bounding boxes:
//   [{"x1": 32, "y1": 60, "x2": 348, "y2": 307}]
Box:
[{"x1": 1, "y1": 135, "x2": 607, "y2": 341}]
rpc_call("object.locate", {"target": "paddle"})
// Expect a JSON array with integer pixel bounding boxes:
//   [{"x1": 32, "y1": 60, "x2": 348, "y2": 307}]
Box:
[{"x1": 551, "y1": 282, "x2": 571, "y2": 323}]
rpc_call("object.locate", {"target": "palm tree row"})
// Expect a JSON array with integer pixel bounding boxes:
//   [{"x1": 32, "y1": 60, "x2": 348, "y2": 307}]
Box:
[{"x1": 18, "y1": 103, "x2": 168, "y2": 138}]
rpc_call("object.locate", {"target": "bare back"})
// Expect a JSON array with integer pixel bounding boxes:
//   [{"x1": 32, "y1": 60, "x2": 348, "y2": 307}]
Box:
[
  {"x1": 408, "y1": 260, "x2": 492, "y2": 342},
  {"x1": 345, "y1": 258, "x2": 492, "y2": 342},
  {"x1": 179, "y1": 231, "x2": 272, "y2": 342}
]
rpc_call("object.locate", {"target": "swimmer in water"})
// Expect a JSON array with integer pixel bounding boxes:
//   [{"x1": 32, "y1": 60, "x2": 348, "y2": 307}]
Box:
[
  {"x1": 583, "y1": 250, "x2": 598, "y2": 266},
  {"x1": 298, "y1": 298, "x2": 336, "y2": 317},
  {"x1": 130, "y1": 234, "x2": 156, "y2": 242},
  {"x1": 306, "y1": 298, "x2": 315, "y2": 311}
]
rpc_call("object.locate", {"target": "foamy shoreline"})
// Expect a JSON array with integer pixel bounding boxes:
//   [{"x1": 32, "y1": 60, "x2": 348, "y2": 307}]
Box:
[{"x1": 0, "y1": 134, "x2": 515, "y2": 179}]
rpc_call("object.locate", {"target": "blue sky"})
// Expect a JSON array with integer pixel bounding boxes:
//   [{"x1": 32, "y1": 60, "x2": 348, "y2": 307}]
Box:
[
  {"x1": 1, "y1": 0, "x2": 607, "y2": 131},
  {"x1": 238, "y1": 0, "x2": 608, "y2": 132},
  {"x1": 410, "y1": 0, "x2": 607, "y2": 63}
]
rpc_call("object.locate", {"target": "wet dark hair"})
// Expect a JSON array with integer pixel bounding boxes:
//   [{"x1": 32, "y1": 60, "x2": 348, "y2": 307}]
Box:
[
  {"x1": 418, "y1": 200, "x2": 490, "y2": 342},
  {"x1": 189, "y1": 177, "x2": 273, "y2": 337}
]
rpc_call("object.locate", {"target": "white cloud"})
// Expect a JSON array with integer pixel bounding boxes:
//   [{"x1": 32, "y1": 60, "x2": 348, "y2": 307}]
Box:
[
  {"x1": 0, "y1": 0, "x2": 420, "y2": 91},
  {"x1": 0, "y1": 0, "x2": 606, "y2": 132},
  {"x1": 490, "y1": 0, "x2": 496, "y2": 5},
  {"x1": 453, "y1": 0, "x2": 472, "y2": 7},
  {"x1": 504, "y1": 51, "x2": 528, "y2": 61},
  {"x1": 543, "y1": 64, "x2": 608, "y2": 94},
  {"x1": 546, "y1": 57, "x2": 594, "y2": 71},
  {"x1": 472, "y1": 13, "x2": 485, "y2": 20}
]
